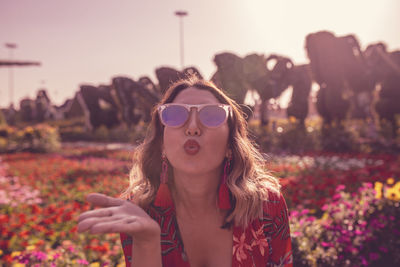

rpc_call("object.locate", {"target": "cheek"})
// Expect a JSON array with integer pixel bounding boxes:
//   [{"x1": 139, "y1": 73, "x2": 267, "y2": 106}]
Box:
[
  {"x1": 205, "y1": 126, "x2": 230, "y2": 156},
  {"x1": 163, "y1": 128, "x2": 181, "y2": 154}
]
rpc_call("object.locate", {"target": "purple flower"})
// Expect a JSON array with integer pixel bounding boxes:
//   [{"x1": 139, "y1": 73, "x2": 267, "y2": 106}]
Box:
[
  {"x1": 77, "y1": 259, "x2": 89, "y2": 265},
  {"x1": 369, "y1": 252, "x2": 379, "y2": 261},
  {"x1": 379, "y1": 246, "x2": 388, "y2": 253},
  {"x1": 18, "y1": 256, "x2": 30, "y2": 264},
  {"x1": 361, "y1": 257, "x2": 368, "y2": 266}
]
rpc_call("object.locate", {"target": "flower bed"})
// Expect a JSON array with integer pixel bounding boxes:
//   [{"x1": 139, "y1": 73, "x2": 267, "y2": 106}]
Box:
[
  {"x1": 0, "y1": 147, "x2": 399, "y2": 266},
  {"x1": 0, "y1": 148, "x2": 132, "y2": 266}
]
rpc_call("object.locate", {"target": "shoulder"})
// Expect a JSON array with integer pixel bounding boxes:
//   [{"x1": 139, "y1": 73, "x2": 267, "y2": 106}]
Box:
[
  {"x1": 262, "y1": 190, "x2": 289, "y2": 217},
  {"x1": 259, "y1": 191, "x2": 291, "y2": 240}
]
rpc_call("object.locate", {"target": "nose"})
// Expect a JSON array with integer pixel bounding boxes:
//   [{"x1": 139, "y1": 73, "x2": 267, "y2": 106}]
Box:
[{"x1": 185, "y1": 109, "x2": 202, "y2": 136}]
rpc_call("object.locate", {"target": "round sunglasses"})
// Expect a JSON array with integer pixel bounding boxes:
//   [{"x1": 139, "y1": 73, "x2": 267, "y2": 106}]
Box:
[{"x1": 158, "y1": 103, "x2": 232, "y2": 128}]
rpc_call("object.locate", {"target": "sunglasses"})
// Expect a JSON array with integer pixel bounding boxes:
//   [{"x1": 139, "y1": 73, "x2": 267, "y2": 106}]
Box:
[{"x1": 158, "y1": 103, "x2": 232, "y2": 128}]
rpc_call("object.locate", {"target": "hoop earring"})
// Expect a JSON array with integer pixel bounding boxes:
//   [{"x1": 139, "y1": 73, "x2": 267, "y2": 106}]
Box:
[
  {"x1": 154, "y1": 154, "x2": 173, "y2": 207},
  {"x1": 218, "y1": 157, "x2": 231, "y2": 210}
]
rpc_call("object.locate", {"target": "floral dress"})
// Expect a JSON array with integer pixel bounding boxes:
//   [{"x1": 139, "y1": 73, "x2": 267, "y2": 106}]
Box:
[{"x1": 120, "y1": 192, "x2": 292, "y2": 267}]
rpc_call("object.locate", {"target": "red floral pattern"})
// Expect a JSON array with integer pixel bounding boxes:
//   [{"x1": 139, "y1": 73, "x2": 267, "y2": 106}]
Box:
[{"x1": 121, "y1": 191, "x2": 292, "y2": 266}]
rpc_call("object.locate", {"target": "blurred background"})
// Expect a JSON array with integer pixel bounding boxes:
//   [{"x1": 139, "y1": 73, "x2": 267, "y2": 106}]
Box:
[{"x1": 1, "y1": 1, "x2": 400, "y2": 266}]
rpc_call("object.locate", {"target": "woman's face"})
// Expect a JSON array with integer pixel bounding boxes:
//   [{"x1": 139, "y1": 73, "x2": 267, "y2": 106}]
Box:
[{"x1": 163, "y1": 87, "x2": 230, "y2": 176}]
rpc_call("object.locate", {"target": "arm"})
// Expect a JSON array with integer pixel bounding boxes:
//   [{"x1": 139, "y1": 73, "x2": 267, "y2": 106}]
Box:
[{"x1": 78, "y1": 193, "x2": 162, "y2": 267}]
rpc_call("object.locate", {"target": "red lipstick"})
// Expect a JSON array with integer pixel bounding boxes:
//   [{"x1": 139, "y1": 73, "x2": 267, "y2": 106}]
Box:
[{"x1": 183, "y1": 139, "x2": 200, "y2": 155}]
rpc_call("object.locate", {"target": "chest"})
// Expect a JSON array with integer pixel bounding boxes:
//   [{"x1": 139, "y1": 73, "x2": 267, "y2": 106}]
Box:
[{"x1": 177, "y1": 217, "x2": 233, "y2": 267}]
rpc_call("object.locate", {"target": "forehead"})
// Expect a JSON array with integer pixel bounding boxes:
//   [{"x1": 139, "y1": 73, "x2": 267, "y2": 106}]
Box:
[{"x1": 172, "y1": 87, "x2": 220, "y2": 104}]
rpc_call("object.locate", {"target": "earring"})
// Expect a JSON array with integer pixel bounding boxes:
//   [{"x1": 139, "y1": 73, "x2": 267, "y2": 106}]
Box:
[
  {"x1": 154, "y1": 154, "x2": 173, "y2": 208},
  {"x1": 218, "y1": 157, "x2": 231, "y2": 210}
]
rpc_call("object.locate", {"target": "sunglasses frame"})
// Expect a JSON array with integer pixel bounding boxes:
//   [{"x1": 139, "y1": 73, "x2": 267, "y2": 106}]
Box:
[{"x1": 158, "y1": 103, "x2": 232, "y2": 128}]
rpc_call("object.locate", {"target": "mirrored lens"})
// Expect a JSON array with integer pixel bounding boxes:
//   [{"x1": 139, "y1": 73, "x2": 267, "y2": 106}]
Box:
[
  {"x1": 199, "y1": 106, "x2": 227, "y2": 127},
  {"x1": 161, "y1": 105, "x2": 188, "y2": 127}
]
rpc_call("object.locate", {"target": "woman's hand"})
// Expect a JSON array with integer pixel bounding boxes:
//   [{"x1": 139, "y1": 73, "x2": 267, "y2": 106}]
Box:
[{"x1": 77, "y1": 193, "x2": 161, "y2": 245}]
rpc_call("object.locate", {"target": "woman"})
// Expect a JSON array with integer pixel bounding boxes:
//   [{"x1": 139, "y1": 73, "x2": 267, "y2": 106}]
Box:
[{"x1": 78, "y1": 77, "x2": 292, "y2": 267}]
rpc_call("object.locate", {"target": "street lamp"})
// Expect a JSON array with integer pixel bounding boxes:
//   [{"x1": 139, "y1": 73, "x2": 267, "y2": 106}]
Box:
[
  {"x1": 5, "y1": 43, "x2": 17, "y2": 107},
  {"x1": 174, "y1": 10, "x2": 188, "y2": 69}
]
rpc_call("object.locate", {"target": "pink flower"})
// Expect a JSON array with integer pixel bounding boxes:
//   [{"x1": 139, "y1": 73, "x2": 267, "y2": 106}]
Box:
[
  {"x1": 321, "y1": 242, "x2": 332, "y2": 247},
  {"x1": 336, "y1": 184, "x2": 346, "y2": 191},
  {"x1": 300, "y1": 209, "x2": 309, "y2": 215},
  {"x1": 292, "y1": 231, "x2": 301, "y2": 237},
  {"x1": 32, "y1": 251, "x2": 47, "y2": 261}
]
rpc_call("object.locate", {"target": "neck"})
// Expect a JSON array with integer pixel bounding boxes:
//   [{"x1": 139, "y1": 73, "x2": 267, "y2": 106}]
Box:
[{"x1": 171, "y1": 169, "x2": 222, "y2": 219}]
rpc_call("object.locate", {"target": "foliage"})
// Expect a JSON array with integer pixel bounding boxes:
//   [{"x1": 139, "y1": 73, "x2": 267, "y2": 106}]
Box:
[
  {"x1": 54, "y1": 118, "x2": 148, "y2": 144},
  {"x1": 0, "y1": 124, "x2": 60, "y2": 153},
  {"x1": 0, "y1": 110, "x2": 7, "y2": 126},
  {"x1": 248, "y1": 117, "x2": 399, "y2": 154}
]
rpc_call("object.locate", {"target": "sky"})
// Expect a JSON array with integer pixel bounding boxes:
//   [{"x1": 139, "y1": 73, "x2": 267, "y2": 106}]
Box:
[{"x1": 0, "y1": 0, "x2": 399, "y2": 108}]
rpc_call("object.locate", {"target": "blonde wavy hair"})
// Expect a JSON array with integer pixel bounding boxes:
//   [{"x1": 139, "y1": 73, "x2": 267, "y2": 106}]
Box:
[{"x1": 121, "y1": 77, "x2": 281, "y2": 228}]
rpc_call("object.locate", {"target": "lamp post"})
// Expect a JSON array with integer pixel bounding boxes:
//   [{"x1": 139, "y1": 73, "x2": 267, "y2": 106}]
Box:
[
  {"x1": 5, "y1": 43, "x2": 17, "y2": 107},
  {"x1": 174, "y1": 10, "x2": 188, "y2": 69}
]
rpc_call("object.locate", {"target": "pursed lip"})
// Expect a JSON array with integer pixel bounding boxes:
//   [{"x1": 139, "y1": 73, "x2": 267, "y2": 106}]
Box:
[{"x1": 183, "y1": 139, "x2": 200, "y2": 155}]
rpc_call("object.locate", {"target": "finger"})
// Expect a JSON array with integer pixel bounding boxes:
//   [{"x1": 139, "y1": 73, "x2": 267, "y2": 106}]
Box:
[
  {"x1": 77, "y1": 215, "x2": 125, "y2": 233},
  {"x1": 86, "y1": 193, "x2": 125, "y2": 207},
  {"x1": 78, "y1": 207, "x2": 114, "y2": 223},
  {"x1": 89, "y1": 217, "x2": 142, "y2": 234}
]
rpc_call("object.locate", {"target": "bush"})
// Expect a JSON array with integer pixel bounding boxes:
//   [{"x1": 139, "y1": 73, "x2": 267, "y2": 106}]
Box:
[
  {"x1": 56, "y1": 118, "x2": 148, "y2": 144},
  {"x1": 0, "y1": 124, "x2": 61, "y2": 153},
  {"x1": 248, "y1": 118, "x2": 321, "y2": 153},
  {"x1": 0, "y1": 110, "x2": 7, "y2": 127}
]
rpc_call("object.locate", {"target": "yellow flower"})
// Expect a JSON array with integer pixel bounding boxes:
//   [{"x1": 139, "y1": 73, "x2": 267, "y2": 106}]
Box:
[
  {"x1": 11, "y1": 251, "x2": 21, "y2": 258},
  {"x1": 387, "y1": 178, "x2": 395, "y2": 185},
  {"x1": 0, "y1": 249, "x2": 3, "y2": 256},
  {"x1": 385, "y1": 181, "x2": 400, "y2": 201},
  {"x1": 90, "y1": 262, "x2": 100, "y2": 267},
  {"x1": 25, "y1": 126, "x2": 34, "y2": 133},
  {"x1": 12, "y1": 263, "x2": 25, "y2": 267},
  {"x1": 374, "y1": 182, "x2": 383, "y2": 199},
  {"x1": 26, "y1": 245, "x2": 35, "y2": 251}
]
